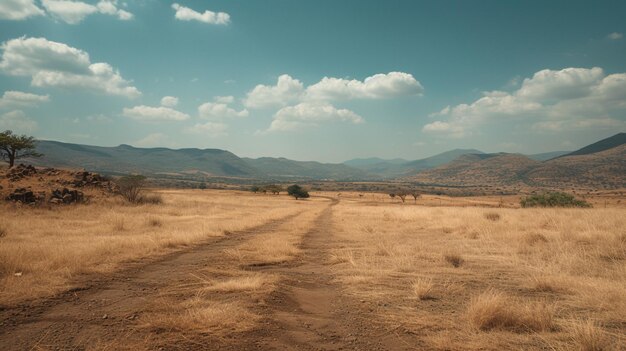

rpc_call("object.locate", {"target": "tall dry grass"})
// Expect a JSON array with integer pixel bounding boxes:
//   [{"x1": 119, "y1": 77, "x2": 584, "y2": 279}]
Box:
[
  {"x1": 329, "y1": 197, "x2": 626, "y2": 350},
  {"x1": 0, "y1": 190, "x2": 306, "y2": 305}
]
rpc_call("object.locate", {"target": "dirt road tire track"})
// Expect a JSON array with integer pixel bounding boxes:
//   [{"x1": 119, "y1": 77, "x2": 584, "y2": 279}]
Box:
[{"x1": 0, "y1": 210, "x2": 306, "y2": 350}]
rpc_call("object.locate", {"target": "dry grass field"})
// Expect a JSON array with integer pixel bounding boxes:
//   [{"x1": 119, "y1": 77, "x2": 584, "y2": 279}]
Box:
[
  {"x1": 0, "y1": 189, "x2": 624, "y2": 350},
  {"x1": 0, "y1": 190, "x2": 308, "y2": 304}
]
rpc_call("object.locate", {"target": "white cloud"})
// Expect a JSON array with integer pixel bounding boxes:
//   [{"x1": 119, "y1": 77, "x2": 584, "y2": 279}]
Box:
[
  {"x1": 267, "y1": 102, "x2": 363, "y2": 132},
  {"x1": 41, "y1": 0, "x2": 133, "y2": 24},
  {"x1": 0, "y1": 0, "x2": 44, "y2": 20},
  {"x1": 244, "y1": 74, "x2": 304, "y2": 109},
  {"x1": 305, "y1": 72, "x2": 424, "y2": 101},
  {"x1": 186, "y1": 122, "x2": 228, "y2": 137},
  {"x1": 0, "y1": 110, "x2": 37, "y2": 132},
  {"x1": 172, "y1": 3, "x2": 230, "y2": 25},
  {"x1": 96, "y1": 1, "x2": 133, "y2": 20},
  {"x1": 425, "y1": 67, "x2": 626, "y2": 137},
  {"x1": 0, "y1": 91, "x2": 50, "y2": 108},
  {"x1": 122, "y1": 105, "x2": 189, "y2": 122},
  {"x1": 0, "y1": 37, "x2": 141, "y2": 98},
  {"x1": 608, "y1": 32, "x2": 623, "y2": 40},
  {"x1": 422, "y1": 121, "x2": 465, "y2": 138},
  {"x1": 160, "y1": 96, "x2": 179, "y2": 107},
  {"x1": 244, "y1": 72, "x2": 423, "y2": 109},
  {"x1": 198, "y1": 102, "x2": 248, "y2": 119},
  {"x1": 42, "y1": 0, "x2": 97, "y2": 24}
]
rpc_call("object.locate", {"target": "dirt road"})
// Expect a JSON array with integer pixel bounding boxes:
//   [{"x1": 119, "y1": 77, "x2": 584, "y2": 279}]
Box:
[{"x1": 0, "y1": 198, "x2": 417, "y2": 350}]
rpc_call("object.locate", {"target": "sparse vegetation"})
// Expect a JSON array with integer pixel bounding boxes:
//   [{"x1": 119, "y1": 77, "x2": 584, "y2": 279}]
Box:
[
  {"x1": 466, "y1": 290, "x2": 555, "y2": 332},
  {"x1": 521, "y1": 192, "x2": 592, "y2": 208},
  {"x1": 116, "y1": 174, "x2": 147, "y2": 203},
  {"x1": 412, "y1": 278, "x2": 435, "y2": 300},
  {"x1": 484, "y1": 212, "x2": 500, "y2": 221},
  {"x1": 444, "y1": 252, "x2": 464, "y2": 267}
]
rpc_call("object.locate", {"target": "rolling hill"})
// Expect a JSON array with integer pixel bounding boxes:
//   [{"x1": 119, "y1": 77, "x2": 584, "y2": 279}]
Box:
[
  {"x1": 556, "y1": 132, "x2": 626, "y2": 158},
  {"x1": 343, "y1": 149, "x2": 484, "y2": 178},
  {"x1": 409, "y1": 153, "x2": 540, "y2": 187},
  {"x1": 405, "y1": 133, "x2": 626, "y2": 189},
  {"x1": 31, "y1": 141, "x2": 259, "y2": 178},
  {"x1": 30, "y1": 140, "x2": 367, "y2": 181}
]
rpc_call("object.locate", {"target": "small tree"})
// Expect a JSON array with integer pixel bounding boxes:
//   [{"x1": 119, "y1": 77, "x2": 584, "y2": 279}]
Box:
[
  {"x1": 117, "y1": 175, "x2": 147, "y2": 203},
  {"x1": 264, "y1": 184, "x2": 283, "y2": 195},
  {"x1": 389, "y1": 193, "x2": 396, "y2": 200},
  {"x1": 397, "y1": 192, "x2": 407, "y2": 203},
  {"x1": 198, "y1": 182, "x2": 207, "y2": 190},
  {"x1": 0, "y1": 130, "x2": 42, "y2": 168},
  {"x1": 287, "y1": 184, "x2": 309, "y2": 200},
  {"x1": 250, "y1": 185, "x2": 260, "y2": 193},
  {"x1": 410, "y1": 190, "x2": 421, "y2": 203}
]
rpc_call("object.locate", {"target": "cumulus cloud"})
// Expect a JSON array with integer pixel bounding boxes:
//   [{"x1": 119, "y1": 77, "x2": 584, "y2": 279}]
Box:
[
  {"x1": 41, "y1": 0, "x2": 133, "y2": 24},
  {"x1": 305, "y1": 72, "x2": 424, "y2": 101},
  {"x1": 244, "y1": 72, "x2": 423, "y2": 109},
  {"x1": 0, "y1": 91, "x2": 50, "y2": 108},
  {"x1": 172, "y1": 3, "x2": 230, "y2": 25},
  {"x1": 267, "y1": 102, "x2": 363, "y2": 132},
  {"x1": 0, "y1": 0, "x2": 44, "y2": 20},
  {"x1": 424, "y1": 67, "x2": 626, "y2": 137},
  {"x1": 244, "y1": 74, "x2": 304, "y2": 109},
  {"x1": 608, "y1": 32, "x2": 623, "y2": 40},
  {"x1": 0, "y1": 110, "x2": 37, "y2": 132},
  {"x1": 187, "y1": 122, "x2": 228, "y2": 137},
  {"x1": 199, "y1": 96, "x2": 248, "y2": 119},
  {"x1": 0, "y1": 37, "x2": 141, "y2": 98},
  {"x1": 160, "y1": 96, "x2": 179, "y2": 107},
  {"x1": 198, "y1": 102, "x2": 248, "y2": 119},
  {"x1": 122, "y1": 105, "x2": 189, "y2": 122}
]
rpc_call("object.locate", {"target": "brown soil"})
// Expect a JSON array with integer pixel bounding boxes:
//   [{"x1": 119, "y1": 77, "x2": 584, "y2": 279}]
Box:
[{"x1": 0, "y1": 198, "x2": 417, "y2": 350}]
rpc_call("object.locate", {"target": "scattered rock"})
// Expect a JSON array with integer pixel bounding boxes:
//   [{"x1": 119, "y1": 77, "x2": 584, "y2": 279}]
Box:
[
  {"x1": 5, "y1": 188, "x2": 37, "y2": 204},
  {"x1": 6, "y1": 164, "x2": 37, "y2": 182},
  {"x1": 49, "y1": 188, "x2": 84, "y2": 204}
]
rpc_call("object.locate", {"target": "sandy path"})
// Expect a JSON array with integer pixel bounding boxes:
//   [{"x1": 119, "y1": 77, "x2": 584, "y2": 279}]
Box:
[{"x1": 0, "y1": 198, "x2": 416, "y2": 350}]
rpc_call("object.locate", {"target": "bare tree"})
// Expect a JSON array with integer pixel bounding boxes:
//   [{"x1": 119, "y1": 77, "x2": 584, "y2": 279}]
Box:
[
  {"x1": 411, "y1": 190, "x2": 421, "y2": 203},
  {"x1": 116, "y1": 175, "x2": 146, "y2": 203}
]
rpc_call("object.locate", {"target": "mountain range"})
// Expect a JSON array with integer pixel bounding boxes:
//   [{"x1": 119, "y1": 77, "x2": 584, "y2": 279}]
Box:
[{"x1": 28, "y1": 133, "x2": 625, "y2": 188}]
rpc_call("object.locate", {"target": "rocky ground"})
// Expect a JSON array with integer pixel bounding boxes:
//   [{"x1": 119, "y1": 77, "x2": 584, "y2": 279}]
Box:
[{"x1": 0, "y1": 163, "x2": 117, "y2": 206}]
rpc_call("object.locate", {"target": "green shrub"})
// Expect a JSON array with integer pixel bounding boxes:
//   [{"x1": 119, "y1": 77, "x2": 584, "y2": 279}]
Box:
[
  {"x1": 520, "y1": 192, "x2": 591, "y2": 208},
  {"x1": 287, "y1": 184, "x2": 310, "y2": 200}
]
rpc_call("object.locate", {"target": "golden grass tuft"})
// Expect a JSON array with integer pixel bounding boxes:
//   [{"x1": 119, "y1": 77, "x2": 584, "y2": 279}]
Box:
[
  {"x1": 146, "y1": 216, "x2": 163, "y2": 227},
  {"x1": 522, "y1": 232, "x2": 549, "y2": 246},
  {"x1": 444, "y1": 252, "x2": 464, "y2": 268},
  {"x1": 144, "y1": 298, "x2": 258, "y2": 334},
  {"x1": 412, "y1": 278, "x2": 435, "y2": 300},
  {"x1": 203, "y1": 274, "x2": 272, "y2": 293},
  {"x1": 466, "y1": 290, "x2": 555, "y2": 333},
  {"x1": 569, "y1": 319, "x2": 610, "y2": 351},
  {"x1": 484, "y1": 212, "x2": 501, "y2": 221}
]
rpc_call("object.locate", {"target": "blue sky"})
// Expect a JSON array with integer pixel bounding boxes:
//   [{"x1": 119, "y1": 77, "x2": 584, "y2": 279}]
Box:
[{"x1": 1, "y1": 0, "x2": 625, "y2": 162}]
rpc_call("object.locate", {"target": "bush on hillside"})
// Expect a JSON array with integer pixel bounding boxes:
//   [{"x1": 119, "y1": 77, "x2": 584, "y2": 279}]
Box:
[{"x1": 520, "y1": 192, "x2": 591, "y2": 208}]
